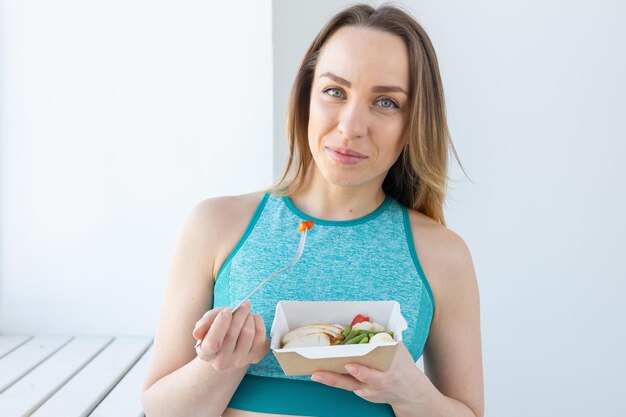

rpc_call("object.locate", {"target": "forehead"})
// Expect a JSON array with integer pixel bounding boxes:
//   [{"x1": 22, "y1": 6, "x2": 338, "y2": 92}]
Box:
[{"x1": 315, "y1": 26, "x2": 409, "y2": 88}]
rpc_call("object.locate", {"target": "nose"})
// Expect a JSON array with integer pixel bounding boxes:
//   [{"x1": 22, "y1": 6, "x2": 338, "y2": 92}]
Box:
[{"x1": 337, "y1": 102, "x2": 368, "y2": 140}]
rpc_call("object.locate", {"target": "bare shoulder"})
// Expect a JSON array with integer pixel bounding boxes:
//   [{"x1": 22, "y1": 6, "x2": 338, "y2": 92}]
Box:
[
  {"x1": 407, "y1": 210, "x2": 473, "y2": 275},
  {"x1": 406, "y1": 210, "x2": 477, "y2": 313},
  {"x1": 191, "y1": 191, "x2": 266, "y2": 279},
  {"x1": 191, "y1": 191, "x2": 265, "y2": 230}
]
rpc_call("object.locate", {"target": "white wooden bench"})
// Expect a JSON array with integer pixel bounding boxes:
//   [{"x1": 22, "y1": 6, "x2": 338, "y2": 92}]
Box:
[{"x1": 0, "y1": 335, "x2": 152, "y2": 417}]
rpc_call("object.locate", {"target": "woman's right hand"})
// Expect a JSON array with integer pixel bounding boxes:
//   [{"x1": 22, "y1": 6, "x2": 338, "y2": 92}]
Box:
[{"x1": 192, "y1": 301, "x2": 269, "y2": 371}]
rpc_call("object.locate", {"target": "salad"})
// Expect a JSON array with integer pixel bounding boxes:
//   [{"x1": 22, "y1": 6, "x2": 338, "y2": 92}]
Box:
[{"x1": 280, "y1": 313, "x2": 394, "y2": 348}]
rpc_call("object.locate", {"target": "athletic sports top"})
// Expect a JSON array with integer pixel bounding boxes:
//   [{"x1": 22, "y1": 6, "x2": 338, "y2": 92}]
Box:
[{"x1": 212, "y1": 193, "x2": 434, "y2": 416}]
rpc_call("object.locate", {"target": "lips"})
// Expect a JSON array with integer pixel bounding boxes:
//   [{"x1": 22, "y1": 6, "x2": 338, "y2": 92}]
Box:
[
  {"x1": 325, "y1": 146, "x2": 367, "y2": 165},
  {"x1": 326, "y1": 146, "x2": 366, "y2": 158}
]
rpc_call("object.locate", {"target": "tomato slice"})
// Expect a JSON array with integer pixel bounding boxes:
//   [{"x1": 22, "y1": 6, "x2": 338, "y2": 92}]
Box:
[
  {"x1": 298, "y1": 220, "x2": 315, "y2": 233},
  {"x1": 351, "y1": 314, "x2": 370, "y2": 326}
]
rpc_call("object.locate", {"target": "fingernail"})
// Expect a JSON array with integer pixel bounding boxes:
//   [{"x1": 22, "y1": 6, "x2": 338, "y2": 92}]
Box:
[
  {"x1": 221, "y1": 309, "x2": 231, "y2": 318},
  {"x1": 311, "y1": 374, "x2": 324, "y2": 383}
]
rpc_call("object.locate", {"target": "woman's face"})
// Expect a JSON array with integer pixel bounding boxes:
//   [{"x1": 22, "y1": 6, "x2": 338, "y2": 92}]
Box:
[{"x1": 308, "y1": 26, "x2": 410, "y2": 190}]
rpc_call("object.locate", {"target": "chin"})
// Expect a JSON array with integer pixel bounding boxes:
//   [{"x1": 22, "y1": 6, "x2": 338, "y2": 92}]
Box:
[
  {"x1": 311, "y1": 152, "x2": 380, "y2": 188},
  {"x1": 319, "y1": 167, "x2": 368, "y2": 188}
]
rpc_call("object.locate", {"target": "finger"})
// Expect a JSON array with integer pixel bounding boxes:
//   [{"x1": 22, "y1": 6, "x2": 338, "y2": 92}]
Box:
[
  {"x1": 192, "y1": 308, "x2": 224, "y2": 340},
  {"x1": 249, "y1": 314, "x2": 268, "y2": 362},
  {"x1": 232, "y1": 314, "x2": 256, "y2": 359},
  {"x1": 310, "y1": 371, "x2": 365, "y2": 392},
  {"x1": 218, "y1": 301, "x2": 252, "y2": 355},
  {"x1": 344, "y1": 363, "x2": 387, "y2": 386},
  {"x1": 194, "y1": 308, "x2": 223, "y2": 330},
  {"x1": 201, "y1": 308, "x2": 232, "y2": 354}
]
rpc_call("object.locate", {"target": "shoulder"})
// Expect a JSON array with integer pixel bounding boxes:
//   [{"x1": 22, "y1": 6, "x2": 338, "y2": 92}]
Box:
[
  {"x1": 186, "y1": 191, "x2": 267, "y2": 279},
  {"x1": 406, "y1": 209, "x2": 473, "y2": 271},
  {"x1": 406, "y1": 209, "x2": 477, "y2": 316},
  {"x1": 190, "y1": 191, "x2": 266, "y2": 227}
]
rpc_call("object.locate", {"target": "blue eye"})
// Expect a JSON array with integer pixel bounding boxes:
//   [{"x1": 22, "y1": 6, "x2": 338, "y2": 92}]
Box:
[
  {"x1": 377, "y1": 98, "x2": 399, "y2": 109},
  {"x1": 324, "y1": 88, "x2": 344, "y2": 98}
]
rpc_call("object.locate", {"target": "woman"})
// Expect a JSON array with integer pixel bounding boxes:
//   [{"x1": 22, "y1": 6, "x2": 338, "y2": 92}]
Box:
[{"x1": 142, "y1": 4, "x2": 483, "y2": 417}]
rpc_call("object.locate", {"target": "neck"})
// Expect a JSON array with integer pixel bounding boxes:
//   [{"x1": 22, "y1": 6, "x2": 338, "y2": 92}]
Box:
[{"x1": 290, "y1": 167, "x2": 386, "y2": 221}]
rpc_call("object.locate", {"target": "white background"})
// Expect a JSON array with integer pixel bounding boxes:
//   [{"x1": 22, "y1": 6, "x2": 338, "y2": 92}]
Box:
[
  {"x1": 0, "y1": 0, "x2": 273, "y2": 335},
  {"x1": 2, "y1": 1, "x2": 626, "y2": 416}
]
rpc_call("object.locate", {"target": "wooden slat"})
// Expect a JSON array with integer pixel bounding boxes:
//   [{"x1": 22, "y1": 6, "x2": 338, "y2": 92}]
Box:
[
  {"x1": 32, "y1": 336, "x2": 151, "y2": 417},
  {"x1": 0, "y1": 337, "x2": 112, "y2": 417},
  {"x1": 0, "y1": 336, "x2": 32, "y2": 359},
  {"x1": 89, "y1": 344, "x2": 152, "y2": 417},
  {"x1": 0, "y1": 336, "x2": 71, "y2": 394}
]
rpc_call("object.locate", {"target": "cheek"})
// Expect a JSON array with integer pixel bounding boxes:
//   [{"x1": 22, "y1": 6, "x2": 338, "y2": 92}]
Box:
[
  {"x1": 377, "y1": 119, "x2": 405, "y2": 155},
  {"x1": 308, "y1": 98, "x2": 336, "y2": 136}
]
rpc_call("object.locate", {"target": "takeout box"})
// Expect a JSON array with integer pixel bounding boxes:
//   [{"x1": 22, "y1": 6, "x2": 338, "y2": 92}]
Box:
[{"x1": 270, "y1": 300, "x2": 408, "y2": 376}]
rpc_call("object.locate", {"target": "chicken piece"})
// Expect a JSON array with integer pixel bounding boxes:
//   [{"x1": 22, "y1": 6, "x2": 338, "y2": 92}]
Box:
[
  {"x1": 283, "y1": 332, "x2": 331, "y2": 348},
  {"x1": 282, "y1": 324, "x2": 345, "y2": 345}
]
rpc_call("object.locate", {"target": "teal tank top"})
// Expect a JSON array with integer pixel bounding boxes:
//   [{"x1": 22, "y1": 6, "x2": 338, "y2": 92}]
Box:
[{"x1": 213, "y1": 193, "x2": 434, "y2": 416}]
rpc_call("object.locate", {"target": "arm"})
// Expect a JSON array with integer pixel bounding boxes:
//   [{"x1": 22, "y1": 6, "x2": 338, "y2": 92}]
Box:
[
  {"x1": 393, "y1": 229, "x2": 484, "y2": 417},
  {"x1": 141, "y1": 195, "x2": 267, "y2": 417},
  {"x1": 142, "y1": 358, "x2": 247, "y2": 417}
]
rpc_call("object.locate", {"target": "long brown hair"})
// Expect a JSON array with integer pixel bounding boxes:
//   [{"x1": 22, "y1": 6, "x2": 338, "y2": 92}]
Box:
[{"x1": 271, "y1": 3, "x2": 463, "y2": 225}]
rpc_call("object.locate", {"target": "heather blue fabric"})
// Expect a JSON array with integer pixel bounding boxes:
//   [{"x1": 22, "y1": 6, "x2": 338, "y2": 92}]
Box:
[{"x1": 212, "y1": 193, "x2": 434, "y2": 416}]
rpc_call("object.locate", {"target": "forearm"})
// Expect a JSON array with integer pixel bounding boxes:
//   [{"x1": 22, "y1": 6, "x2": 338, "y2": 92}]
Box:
[
  {"x1": 391, "y1": 371, "x2": 478, "y2": 417},
  {"x1": 392, "y1": 392, "x2": 477, "y2": 417},
  {"x1": 142, "y1": 356, "x2": 247, "y2": 417},
  {"x1": 391, "y1": 372, "x2": 482, "y2": 417}
]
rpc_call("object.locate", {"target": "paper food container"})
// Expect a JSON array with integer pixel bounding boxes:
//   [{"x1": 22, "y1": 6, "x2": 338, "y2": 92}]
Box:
[{"x1": 270, "y1": 300, "x2": 408, "y2": 376}]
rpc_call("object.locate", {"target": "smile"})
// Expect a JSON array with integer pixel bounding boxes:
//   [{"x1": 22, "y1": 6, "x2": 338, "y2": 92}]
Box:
[{"x1": 325, "y1": 146, "x2": 368, "y2": 165}]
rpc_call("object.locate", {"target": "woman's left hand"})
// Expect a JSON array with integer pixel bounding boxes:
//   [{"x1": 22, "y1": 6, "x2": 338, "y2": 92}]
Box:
[{"x1": 310, "y1": 342, "x2": 428, "y2": 407}]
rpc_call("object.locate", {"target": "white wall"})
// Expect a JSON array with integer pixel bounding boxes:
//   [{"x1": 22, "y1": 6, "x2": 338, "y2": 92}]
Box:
[
  {"x1": 273, "y1": 1, "x2": 626, "y2": 416},
  {"x1": 0, "y1": 0, "x2": 273, "y2": 336}
]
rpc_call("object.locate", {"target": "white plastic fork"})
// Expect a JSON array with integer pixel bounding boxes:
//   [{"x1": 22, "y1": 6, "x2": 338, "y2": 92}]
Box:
[{"x1": 194, "y1": 228, "x2": 309, "y2": 349}]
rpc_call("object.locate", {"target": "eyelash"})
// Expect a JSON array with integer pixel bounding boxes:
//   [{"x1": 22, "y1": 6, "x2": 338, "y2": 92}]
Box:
[{"x1": 322, "y1": 87, "x2": 400, "y2": 110}]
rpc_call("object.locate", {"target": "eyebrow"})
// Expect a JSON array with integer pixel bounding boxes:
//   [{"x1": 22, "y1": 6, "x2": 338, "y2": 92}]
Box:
[{"x1": 319, "y1": 72, "x2": 409, "y2": 96}]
